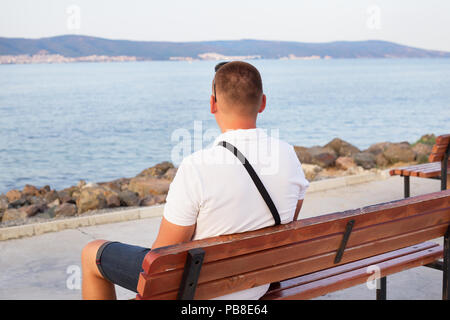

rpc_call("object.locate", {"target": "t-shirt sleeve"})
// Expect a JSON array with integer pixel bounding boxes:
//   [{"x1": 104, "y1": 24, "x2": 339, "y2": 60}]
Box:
[
  {"x1": 290, "y1": 146, "x2": 310, "y2": 200},
  {"x1": 163, "y1": 157, "x2": 203, "y2": 226}
]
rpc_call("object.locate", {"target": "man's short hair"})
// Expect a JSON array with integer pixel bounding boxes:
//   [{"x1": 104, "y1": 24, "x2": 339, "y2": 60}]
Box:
[{"x1": 214, "y1": 61, "x2": 263, "y2": 116}]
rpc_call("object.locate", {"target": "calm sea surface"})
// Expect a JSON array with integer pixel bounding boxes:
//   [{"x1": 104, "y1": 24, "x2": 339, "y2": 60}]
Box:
[{"x1": 0, "y1": 59, "x2": 449, "y2": 193}]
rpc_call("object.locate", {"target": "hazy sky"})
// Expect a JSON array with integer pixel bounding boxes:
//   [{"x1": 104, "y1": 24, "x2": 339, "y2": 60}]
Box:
[{"x1": 1, "y1": 0, "x2": 450, "y2": 52}]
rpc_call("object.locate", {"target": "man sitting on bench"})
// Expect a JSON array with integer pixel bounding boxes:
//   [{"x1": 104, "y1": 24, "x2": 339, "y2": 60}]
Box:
[{"x1": 81, "y1": 61, "x2": 310, "y2": 300}]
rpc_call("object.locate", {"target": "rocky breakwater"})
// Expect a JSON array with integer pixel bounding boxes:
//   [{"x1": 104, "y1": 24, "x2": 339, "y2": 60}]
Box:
[
  {"x1": 0, "y1": 162, "x2": 176, "y2": 227},
  {"x1": 0, "y1": 134, "x2": 436, "y2": 228},
  {"x1": 294, "y1": 134, "x2": 435, "y2": 182}
]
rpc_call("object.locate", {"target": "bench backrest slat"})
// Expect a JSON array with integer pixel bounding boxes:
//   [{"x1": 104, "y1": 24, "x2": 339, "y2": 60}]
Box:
[
  {"x1": 136, "y1": 190, "x2": 450, "y2": 300},
  {"x1": 429, "y1": 134, "x2": 450, "y2": 163}
]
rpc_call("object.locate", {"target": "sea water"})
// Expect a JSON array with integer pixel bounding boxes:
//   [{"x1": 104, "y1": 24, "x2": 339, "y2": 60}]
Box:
[{"x1": 0, "y1": 58, "x2": 449, "y2": 192}]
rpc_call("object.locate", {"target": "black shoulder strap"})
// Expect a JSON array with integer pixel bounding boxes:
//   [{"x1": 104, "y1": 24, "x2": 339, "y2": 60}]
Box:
[{"x1": 218, "y1": 141, "x2": 281, "y2": 226}]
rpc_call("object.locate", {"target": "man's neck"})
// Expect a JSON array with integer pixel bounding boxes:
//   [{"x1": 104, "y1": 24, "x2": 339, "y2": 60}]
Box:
[{"x1": 219, "y1": 118, "x2": 257, "y2": 133}]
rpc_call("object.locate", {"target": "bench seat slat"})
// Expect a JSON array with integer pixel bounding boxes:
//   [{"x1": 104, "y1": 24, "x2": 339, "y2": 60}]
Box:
[
  {"x1": 262, "y1": 241, "x2": 438, "y2": 296},
  {"x1": 390, "y1": 162, "x2": 440, "y2": 176},
  {"x1": 261, "y1": 244, "x2": 443, "y2": 300},
  {"x1": 390, "y1": 161, "x2": 449, "y2": 177}
]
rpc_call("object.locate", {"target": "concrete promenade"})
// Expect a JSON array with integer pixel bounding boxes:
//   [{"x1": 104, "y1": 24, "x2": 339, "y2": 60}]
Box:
[{"x1": 0, "y1": 174, "x2": 444, "y2": 300}]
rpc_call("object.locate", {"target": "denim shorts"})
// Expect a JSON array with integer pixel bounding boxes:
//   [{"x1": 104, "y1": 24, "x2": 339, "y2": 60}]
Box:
[{"x1": 96, "y1": 241, "x2": 151, "y2": 293}]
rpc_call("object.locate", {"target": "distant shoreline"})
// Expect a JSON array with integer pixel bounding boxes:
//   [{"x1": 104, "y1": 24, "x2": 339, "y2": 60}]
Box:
[
  {"x1": 2, "y1": 35, "x2": 450, "y2": 64},
  {"x1": 2, "y1": 54, "x2": 450, "y2": 65}
]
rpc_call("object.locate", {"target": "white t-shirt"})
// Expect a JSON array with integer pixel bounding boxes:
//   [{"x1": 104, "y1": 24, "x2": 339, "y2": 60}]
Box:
[{"x1": 163, "y1": 128, "x2": 309, "y2": 300}]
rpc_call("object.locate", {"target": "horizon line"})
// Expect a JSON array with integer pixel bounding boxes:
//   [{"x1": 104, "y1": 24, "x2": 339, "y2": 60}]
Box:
[
  {"x1": 1, "y1": 33, "x2": 450, "y2": 56},
  {"x1": 1, "y1": 33, "x2": 449, "y2": 53}
]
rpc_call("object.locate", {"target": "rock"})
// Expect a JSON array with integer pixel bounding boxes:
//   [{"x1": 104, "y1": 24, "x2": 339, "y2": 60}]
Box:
[
  {"x1": 54, "y1": 203, "x2": 77, "y2": 217},
  {"x1": 353, "y1": 152, "x2": 376, "y2": 169},
  {"x1": 162, "y1": 168, "x2": 178, "y2": 181},
  {"x1": 9, "y1": 196, "x2": 29, "y2": 208},
  {"x1": 118, "y1": 190, "x2": 140, "y2": 207},
  {"x1": 139, "y1": 195, "x2": 157, "y2": 207},
  {"x1": 6, "y1": 189, "x2": 22, "y2": 203},
  {"x1": 2, "y1": 208, "x2": 27, "y2": 222},
  {"x1": 412, "y1": 143, "x2": 432, "y2": 164},
  {"x1": 140, "y1": 194, "x2": 167, "y2": 206},
  {"x1": 154, "y1": 194, "x2": 167, "y2": 204},
  {"x1": 26, "y1": 195, "x2": 46, "y2": 206},
  {"x1": 39, "y1": 185, "x2": 51, "y2": 195},
  {"x1": 301, "y1": 164, "x2": 322, "y2": 181},
  {"x1": 293, "y1": 146, "x2": 313, "y2": 164},
  {"x1": 0, "y1": 195, "x2": 9, "y2": 219},
  {"x1": 40, "y1": 206, "x2": 56, "y2": 219},
  {"x1": 83, "y1": 182, "x2": 99, "y2": 189},
  {"x1": 47, "y1": 199, "x2": 60, "y2": 208},
  {"x1": 22, "y1": 184, "x2": 40, "y2": 197},
  {"x1": 58, "y1": 186, "x2": 79, "y2": 204},
  {"x1": 335, "y1": 157, "x2": 357, "y2": 171},
  {"x1": 44, "y1": 190, "x2": 59, "y2": 203},
  {"x1": 22, "y1": 204, "x2": 46, "y2": 217},
  {"x1": 375, "y1": 153, "x2": 389, "y2": 168},
  {"x1": 58, "y1": 191, "x2": 74, "y2": 204},
  {"x1": 325, "y1": 138, "x2": 360, "y2": 157},
  {"x1": 77, "y1": 180, "x2": 86, "y2": 189},
  {"x1": 0, "y1": 194, "x2": 8, "y2": 207},
  {"x1": 137, "y1": 162, "x2": 174, "y2": 178},
  {"x1": 76, "y1": 187, "x2": 107, "y2": 214},
  {"x1": 383, "y1": 143, "x2": 416, "y2": 164},
  {"x1": 104, "y1": 190, "x2": 121, "y2": 208},
  {"x1": 128, "y1": 177, "x2": 170, "y2": 197},
  {"x1": 99, "y1": 179, "x2": 124, "y2": 193},
  {"x1": 366, "y1": 142, "x2": 392, "y2": 156},
  {"x1": 72, "y1": 190, "x2": 81, "y2": 200},
  {"x1": 415, "y1": 134, "x2": 436, "y2": 146},
  {"x1": 306, "y1": 146, "x2": 337, "y2": 168}
]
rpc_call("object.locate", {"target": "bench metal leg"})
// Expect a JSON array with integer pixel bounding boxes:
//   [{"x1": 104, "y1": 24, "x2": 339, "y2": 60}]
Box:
[
  {"x1": 404, "y1": 176, "x2": 410, "y2": 198},
  {"x1": 442, "y1": 146, "x2": 449, "y2": 191},
  {"x1": 444, "y1": 227, "x2": 449, "y2": 300},
  {"x1": 441, "y1": 159, "x2": 448, "y2": 191},
  {"x1": 376, "y1": 276, "x2": 387, "y2": 300}
]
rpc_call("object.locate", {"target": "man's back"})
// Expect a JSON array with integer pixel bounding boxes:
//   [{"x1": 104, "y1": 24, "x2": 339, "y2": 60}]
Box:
[
  {"x1": 163, "y1": 128, "x2": 309, "y2": 299},
  {"x1": 80, "y1": 61, "x2": 310, "y2": 300}
]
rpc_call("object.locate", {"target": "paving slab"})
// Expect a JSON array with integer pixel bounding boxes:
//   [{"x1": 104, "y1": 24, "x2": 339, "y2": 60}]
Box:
[{"x1": 0, "y1": 175, "x2": 444, "y2": 300}]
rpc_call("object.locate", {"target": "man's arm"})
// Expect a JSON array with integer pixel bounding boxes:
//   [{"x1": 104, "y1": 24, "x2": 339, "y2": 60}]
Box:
[
  {"x1": 293, "y1": 199, "x2": 304, "y2": 221},
  {"x1": 151, "y1": 217, "x2": 196, "y2": 250}
]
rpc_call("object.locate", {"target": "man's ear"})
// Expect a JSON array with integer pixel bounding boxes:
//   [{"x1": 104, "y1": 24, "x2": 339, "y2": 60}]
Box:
[
  {"x1": 210, "y1": 95, "x2": 217, "y2": 114},
  {"x1": 258, "y1": 94, "x2": 267, "y2": 113}
]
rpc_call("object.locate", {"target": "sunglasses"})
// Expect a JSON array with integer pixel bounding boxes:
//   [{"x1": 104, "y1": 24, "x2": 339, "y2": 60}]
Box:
[{"x1": 213, "y1": 62, "x2": 229, "y2": 102}]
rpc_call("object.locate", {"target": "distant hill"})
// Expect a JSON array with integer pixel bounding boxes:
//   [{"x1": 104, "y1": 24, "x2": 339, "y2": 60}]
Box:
[{"x1": 1, "y1": 35, "x2": 449, "y2": 60}]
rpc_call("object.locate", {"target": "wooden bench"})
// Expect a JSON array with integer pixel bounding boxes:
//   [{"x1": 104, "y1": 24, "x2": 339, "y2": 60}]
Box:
[
  {"x1": 135, "y1": 190, "x2": 450, "y2": 300},
  {"x1": 390, "y1": 134, "x2": 450, "y2": 198}
]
